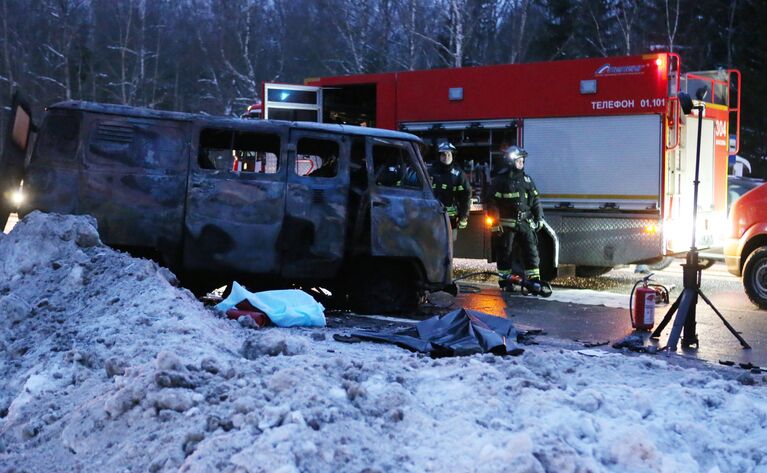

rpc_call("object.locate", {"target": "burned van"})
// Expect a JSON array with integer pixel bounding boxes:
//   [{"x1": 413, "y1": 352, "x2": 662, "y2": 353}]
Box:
[{"x1": 2, "y1": 95, "x2": 452, "y2": 312}]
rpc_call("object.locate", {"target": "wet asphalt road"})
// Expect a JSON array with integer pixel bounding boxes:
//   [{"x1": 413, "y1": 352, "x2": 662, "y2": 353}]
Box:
[{"x1": 455, "y1": 259, "x2": 767, "y2": 369}]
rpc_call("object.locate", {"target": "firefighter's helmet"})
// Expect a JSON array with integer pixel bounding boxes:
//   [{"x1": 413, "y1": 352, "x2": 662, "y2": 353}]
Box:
[
  {"x1": 438, "y1": 141, "x2": 455, "y2": 165},
  {"x1": 242, "y1": 100, "x2": 263, "y2": 119},
  {"x1": 505, "y1": 146, "x2": 528, "y2": 162},
  {"x1": 438, "y1": 141, "x2": 456, "y2": 153}
]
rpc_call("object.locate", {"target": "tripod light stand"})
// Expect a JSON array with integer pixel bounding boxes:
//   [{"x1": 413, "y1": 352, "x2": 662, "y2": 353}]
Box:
[{"x1": 650, "y1": 91, "x2": 750, "y2": 351}]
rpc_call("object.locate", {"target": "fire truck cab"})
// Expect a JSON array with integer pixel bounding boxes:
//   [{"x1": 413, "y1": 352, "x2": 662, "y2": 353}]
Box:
[{"x1": 263, "y1": 54, "x2": 740, "y2": 278}]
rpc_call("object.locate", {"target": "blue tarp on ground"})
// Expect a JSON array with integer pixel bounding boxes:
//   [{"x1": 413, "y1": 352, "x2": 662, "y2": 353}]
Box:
[{"x1": 338, "y1": 308, "x2": 523, "y2": 357}]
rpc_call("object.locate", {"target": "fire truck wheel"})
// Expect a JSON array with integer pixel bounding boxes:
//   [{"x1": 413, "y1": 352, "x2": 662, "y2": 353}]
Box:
[
  {"x1": 575, "y1": 265, "x2": 613, "y2": 278},
  {"x1": 742, "y1": 246, "x2": 767, "y2": 310},
  {"x1": 349, "y1": 264, "x2": 418, "y2": 315},
  {"x1": 648, "y1": 256, "x2": 674, "y2": 271}
]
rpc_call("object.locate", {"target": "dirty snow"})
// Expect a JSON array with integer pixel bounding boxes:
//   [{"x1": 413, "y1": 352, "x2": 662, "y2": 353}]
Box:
[{"x1": 2, "y1": 212, "x2": 767, "y2": 473}]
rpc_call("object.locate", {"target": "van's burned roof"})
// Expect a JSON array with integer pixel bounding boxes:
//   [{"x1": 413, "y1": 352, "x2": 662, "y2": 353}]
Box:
[{"x1": 48, "y1": 101, "x2": 422, "y2": 142}]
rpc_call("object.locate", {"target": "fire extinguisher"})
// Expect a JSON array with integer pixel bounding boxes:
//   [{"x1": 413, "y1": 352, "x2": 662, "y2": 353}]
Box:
[{"x1": 629, "y1": 274, "x2": 657, "y2": 330}]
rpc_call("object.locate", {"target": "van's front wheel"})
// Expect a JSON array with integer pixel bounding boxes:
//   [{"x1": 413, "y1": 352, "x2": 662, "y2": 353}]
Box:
[{"x1": 349, "y1": 263, "x2": 419, "y2": 315}]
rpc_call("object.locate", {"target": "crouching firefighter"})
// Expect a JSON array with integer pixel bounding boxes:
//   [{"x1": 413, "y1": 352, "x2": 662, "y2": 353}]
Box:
[
  {"x1": 486, "y1": 146, "x2": 546, "y2": 291},
  {"x1": 431, "y1": 142, "x2": 471, "y2": 241}
]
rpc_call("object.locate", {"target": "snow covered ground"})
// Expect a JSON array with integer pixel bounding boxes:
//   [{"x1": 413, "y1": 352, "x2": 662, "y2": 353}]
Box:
[{"x1": 2, "y1": 212, "x2": 767, "y2": 473}]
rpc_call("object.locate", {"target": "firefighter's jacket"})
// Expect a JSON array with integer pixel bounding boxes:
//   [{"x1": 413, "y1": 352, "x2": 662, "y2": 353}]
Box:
[
  {"x1": 486, "y1": 169, "x2": 543, "y2": 227},
  {"x1": 430, "y1": 162, "x2": 471, "y2": 220}
]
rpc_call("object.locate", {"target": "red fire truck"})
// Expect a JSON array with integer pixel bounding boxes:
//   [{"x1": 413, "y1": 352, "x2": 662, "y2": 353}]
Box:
[{"x1": 262, "y1": 53, "x2": 740, "y2": 278}]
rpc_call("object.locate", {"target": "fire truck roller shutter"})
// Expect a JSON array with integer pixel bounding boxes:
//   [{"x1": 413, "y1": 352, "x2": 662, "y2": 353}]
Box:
[
  {"x1": 523, "y1": 115, "x2": 663, "y2": 267},
  {"x1": 522, "y1": 114, "x2": 662, "y2": 208}
]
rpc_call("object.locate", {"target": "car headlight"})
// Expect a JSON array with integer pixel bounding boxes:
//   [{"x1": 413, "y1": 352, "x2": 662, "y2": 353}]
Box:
[{"x1": 10, "y1": 189, "x2": 24, "y2": 207}]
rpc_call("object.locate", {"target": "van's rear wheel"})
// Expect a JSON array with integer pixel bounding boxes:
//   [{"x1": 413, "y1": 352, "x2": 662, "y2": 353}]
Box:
[
  {"x1": 349, "y1": 263, "x2": 419, "y2": 315},
  {"x1": 743, "y1": 247, "x2": 767, "y2": 310}
]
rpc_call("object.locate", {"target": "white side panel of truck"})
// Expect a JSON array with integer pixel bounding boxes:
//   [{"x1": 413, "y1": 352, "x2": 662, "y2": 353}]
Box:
[{"x1": 522, "y1": 114, "x2": 662, "y2": 210}]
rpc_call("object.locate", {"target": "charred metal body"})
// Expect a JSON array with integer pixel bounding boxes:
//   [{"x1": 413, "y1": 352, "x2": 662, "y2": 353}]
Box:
[{"x1": 7, "y1": 99, "x2": 451, "y2": 312}]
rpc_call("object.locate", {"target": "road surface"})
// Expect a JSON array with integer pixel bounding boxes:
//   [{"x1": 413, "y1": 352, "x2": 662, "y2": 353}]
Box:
[{"x1": 454, "y1": 259, "x2": 767, "y2": 369}]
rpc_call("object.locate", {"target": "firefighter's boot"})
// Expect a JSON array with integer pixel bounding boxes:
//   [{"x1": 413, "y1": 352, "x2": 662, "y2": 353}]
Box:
[
  {"x1": 521, "y1": 277, "x2": 553, "y2": 298},
  {"x1": 498, "y1": 271, "x2": 514, "y2": 292}
]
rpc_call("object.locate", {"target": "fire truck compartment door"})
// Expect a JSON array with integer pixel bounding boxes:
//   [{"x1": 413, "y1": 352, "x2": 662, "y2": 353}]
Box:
[
  {"x1": 522, "y1": 115, "x2": 662, "y2": 210},
  {"x1": 281, "y1": 130, "x2": 349, "y2": 278},
  {"x1": 263, "y1": 83, "x2": 322, "y2": 122}
]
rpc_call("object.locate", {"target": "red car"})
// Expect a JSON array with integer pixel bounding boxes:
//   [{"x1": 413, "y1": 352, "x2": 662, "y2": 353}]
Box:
[{"x1": 725, "y1": 181, "x2": 767, "y2": 309}]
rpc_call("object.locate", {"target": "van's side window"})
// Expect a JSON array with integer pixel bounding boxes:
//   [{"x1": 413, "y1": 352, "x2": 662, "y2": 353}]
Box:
[
  {"x1": 198, "y1": 129, "x2": 233, "y2": 171},
  {"x1": 295, "y1": 138, "x2": 339, "y2": 178},
  {"x1": 36, "y1": 112, "x2": 80, "y2": 162},
  {"x1": 198, "y1": 129, "x2": 280, "y2": 174},
  {"x1": 373, "y1": 144, "x2": 422, "y2": 190}
]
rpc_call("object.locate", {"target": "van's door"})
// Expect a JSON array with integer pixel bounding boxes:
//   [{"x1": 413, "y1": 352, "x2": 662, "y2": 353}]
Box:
[
  {"x1": 281, "y1": 129, "x2": 349, "y2": 278},
  {"x1": 1, "y1": 92, "x2": 33, "y2": 229},
  {"x1": 183, "y1": 124, "x2": 287, "y2": 275},
  {"x1": 263, "y1": 84, "x2": 322, "y2": 122},
  {"x1": 368, "y1": 138, "x2": 451, "y2": 285}
]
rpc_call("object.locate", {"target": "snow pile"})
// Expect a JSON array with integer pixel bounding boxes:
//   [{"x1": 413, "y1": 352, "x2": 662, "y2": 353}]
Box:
[{"x1": 2, "y1": 212, "x2": 767, "y2": 472}]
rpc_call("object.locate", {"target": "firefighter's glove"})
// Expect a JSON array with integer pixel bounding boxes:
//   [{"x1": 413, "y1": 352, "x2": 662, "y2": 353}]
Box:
[
  {"x1": 458, "y1": 218, "x2": 468, "y2": 229},
  {"x1": 490, "y1": 225, "x2": 503, "y2": 234}
]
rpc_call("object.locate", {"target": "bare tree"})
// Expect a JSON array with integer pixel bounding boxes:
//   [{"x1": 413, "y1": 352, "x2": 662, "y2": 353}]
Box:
[
  {"x1": 319, "y1": 0, "x2": 377, "y2": 74},
  {"x1": 725, "y1": 0, "x2": 737, "y2": 66},
  {"x1": 663, "y1": 0, "x2": 680, "y2": 52},
  {"x1": 447, "y1": 0, "x2": 466, "y2": 67},
  {"x1": 34, "y1": 0, "x2": 91, "y2": 100},
  {"x1": 404, "y1": 0, "x2": 419, "y2": 69},
  {"x1": 584, "y1": 0, "x2": 610, "y2": 56},
  {"x1": 500, "y1": 0, "x2": 534, "y2": 64},
  {"x1": 1, "y1": 0, "x2": 14, "y2": 100},
  {"x1": 409, "y1": 0, "x2": 472, "y2": 68},
  {"x1": 117, "y1": 0, "x2": 134, "y2": 104},
  {"x1": 613, "y1": 0, "x2": 639, "y2": 55}
]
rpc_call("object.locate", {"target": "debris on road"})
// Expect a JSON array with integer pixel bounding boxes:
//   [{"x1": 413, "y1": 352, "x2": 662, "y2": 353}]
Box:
[
  {"x1": 576, "y1": 349, "x2": 612, "y2": 358},
  {"x1": 224, "y1": 299, "x2": 269, "y2": 328},
  {"x1": 214, "y1": 281, "x2": 325, "y2": 327},
  {"x1": 424, "y1": 291, "x2": 456, "y2": 309},
  {"x1": 576, "y1": 339, "x2": 611, "y2": 348},
  {"x1": 612, "y1": 332, "x2": 659, "y2": 354}
]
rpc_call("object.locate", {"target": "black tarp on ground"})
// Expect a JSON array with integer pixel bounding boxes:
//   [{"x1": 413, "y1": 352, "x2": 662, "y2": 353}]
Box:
[{"x1": 335, "y1": 308, "x2": 524, "y2": 357}]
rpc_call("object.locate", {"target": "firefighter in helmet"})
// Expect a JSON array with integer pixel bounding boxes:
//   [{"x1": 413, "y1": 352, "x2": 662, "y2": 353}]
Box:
[
  {"x1": 486, "y1": 146, "x2": 544, "y2": 285},
  {"x1": 241, "y1": 100, "x2": 262, "y2": 119},
  {"x1": 430, "y1": 141, "x2": 471, "y2": 240},
  {"x1": 375, "y1": 154, "x2": 419, "y2": 188}
]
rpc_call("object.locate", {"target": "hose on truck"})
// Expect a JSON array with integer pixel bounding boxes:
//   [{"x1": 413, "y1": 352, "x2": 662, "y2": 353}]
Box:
[{"x1": 451, "y1": 271, "x2": 553, "y2": 298}]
